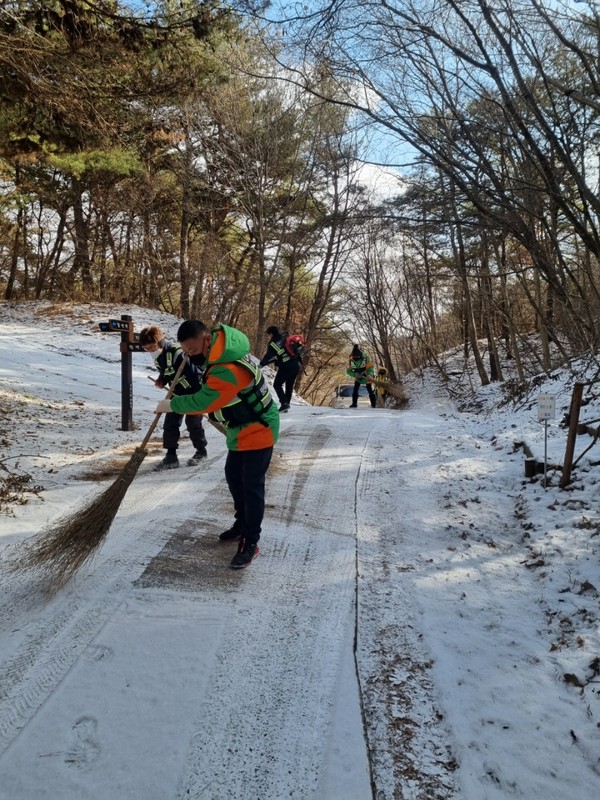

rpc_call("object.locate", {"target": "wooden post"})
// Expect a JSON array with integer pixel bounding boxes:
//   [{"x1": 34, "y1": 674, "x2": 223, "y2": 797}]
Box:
[
  {"x1": 120, "y1": 314, "x2": 134, "y2": 431},
  {"x1": 560, "y1": 381, "x2": 584, "y2": 488}
]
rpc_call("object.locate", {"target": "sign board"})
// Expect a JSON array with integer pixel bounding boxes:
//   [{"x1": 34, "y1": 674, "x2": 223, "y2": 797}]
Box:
[
  {"x1": 537, "y1": 393, "x2": 556, "y2": 421},
  {"x1": 98, "y1": 319, "x2": 132, "y2": 332},
  {"x1": 122, "y1": 342, "x2": 146, "y2": 353},
  {"x1": 99, "y1": 322, "x2": 139, "y2": 340},
  {"x1": 108, "y1": 318, "x2": 131, "y2": 332},
  {"x1": 98, "y1": 319, "x2": 130, "y2": 332}
]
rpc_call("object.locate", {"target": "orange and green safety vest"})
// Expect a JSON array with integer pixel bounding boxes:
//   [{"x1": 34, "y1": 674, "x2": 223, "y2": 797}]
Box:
[{"x1": 170, "y1": 324, "x2": 279, "y2": 451}]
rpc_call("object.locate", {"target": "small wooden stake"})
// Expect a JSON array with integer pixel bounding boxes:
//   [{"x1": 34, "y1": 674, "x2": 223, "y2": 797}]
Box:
[{"x1": 560, "y1": 381, "x2": 584, "y2": 488}]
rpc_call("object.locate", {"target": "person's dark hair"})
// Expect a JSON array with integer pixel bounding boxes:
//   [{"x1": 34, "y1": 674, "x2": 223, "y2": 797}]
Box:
[
  {"x1": 139, "y1": 326, "x2": 163, "y2": 346},
  {"x1": 351, "y1": 344, "x2": 362, "y2": 359},
  {"x1": 177, "y1": 320, "x2": 210, "y2": 342},
  {"x1": 266, "y1": 325, "x2": 281, "y2": 338}
]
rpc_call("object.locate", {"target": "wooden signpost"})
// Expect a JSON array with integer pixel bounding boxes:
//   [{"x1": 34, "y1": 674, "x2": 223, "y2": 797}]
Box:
[
  {"x1": 561, "y1": 381, "x2": 585, "y2": 488},
  {"x1": 97, "y1": 314, "x2": 143, "y2": 431}
]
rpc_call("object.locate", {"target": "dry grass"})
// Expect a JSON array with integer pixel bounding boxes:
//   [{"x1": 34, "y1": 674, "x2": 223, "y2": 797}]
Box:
[
  {"x1": 385, "y1": 382, "x2": 410, "y2": 407},
  {"x1": 34, "y1": 302, "x2": 84, "y2": 320},
  {"x1": 0, "y1": 466, "x2": 44, "y2": 513}
]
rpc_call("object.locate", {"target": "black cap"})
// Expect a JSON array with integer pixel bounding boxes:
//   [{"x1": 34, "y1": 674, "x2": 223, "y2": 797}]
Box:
[{"x1": 266, "y1": 325, "x2": 280, "y2": 337}]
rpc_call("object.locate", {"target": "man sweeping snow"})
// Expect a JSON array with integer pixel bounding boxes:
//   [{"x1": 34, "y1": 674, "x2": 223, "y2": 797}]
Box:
[
  {"x1": 156, "y1": 321, "x2": 279, "y2": 569},
  {"x1": 139, "y1": 325, "x2": 208, "y2": 470},
  {"x1": 347, "y1": 344, "x2": 377, "y2": 408}
]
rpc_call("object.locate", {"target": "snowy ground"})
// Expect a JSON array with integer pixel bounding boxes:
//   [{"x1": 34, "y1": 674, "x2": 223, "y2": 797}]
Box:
[{"x1": 1, "y1": 302, "x2": 600, "y2": 799}]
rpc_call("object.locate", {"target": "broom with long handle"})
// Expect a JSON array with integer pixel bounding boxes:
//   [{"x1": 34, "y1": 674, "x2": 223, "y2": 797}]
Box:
[{"x1": 11, "y1": 358, "x2": 189, "y2": 592}]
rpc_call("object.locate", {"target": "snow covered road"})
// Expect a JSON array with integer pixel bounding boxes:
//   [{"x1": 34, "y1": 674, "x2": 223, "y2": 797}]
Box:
[
  {"x1": 0, "y1": 410, "x2": 375, "y2": 800},
  {"x1": 2, "y1": 304, "x2": 600, "y2": 800}
]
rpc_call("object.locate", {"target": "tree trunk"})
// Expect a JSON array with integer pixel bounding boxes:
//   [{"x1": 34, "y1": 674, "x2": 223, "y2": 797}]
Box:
[
  {"x1": 480, "y1": 235, "x2": 503, "y2": 381},
  {"x1": 534, "y1": 267, "x2": 551, "y2": 371},
  {"x1": 35, "y1": 205, "x2": 67, "y2": 299},
  {"x1": 70, "y1": 177, "x2": 93, "y2": 296},
  {"x1": 179, "y1": 131, "x2": 194, "y2": 318},
  {"x1": 452, "y1": 220, "x2": 489, "y2": 386},
  {"x1": 5, "y1": 206, "x2": 23, "y2": 300}
]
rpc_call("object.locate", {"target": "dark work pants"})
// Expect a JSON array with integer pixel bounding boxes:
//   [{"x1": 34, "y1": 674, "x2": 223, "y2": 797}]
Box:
[
  {"x1": 273, "y1": 360, "x2": 300, "y2": 405},
  {"x1": 352, "y1": 381, "x2": 377, "y2": 407},
  {"x1": 224, "y1": 447, "x2": 273, "y2": 544},
  {"x1": 163, "y1": 412, "x2": 207, "y2": 451}
]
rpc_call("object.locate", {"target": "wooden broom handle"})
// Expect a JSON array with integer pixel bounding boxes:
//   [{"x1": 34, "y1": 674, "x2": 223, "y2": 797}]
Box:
[{"x1": 139, "y1": 356, "x2": 189, "y2": 450}]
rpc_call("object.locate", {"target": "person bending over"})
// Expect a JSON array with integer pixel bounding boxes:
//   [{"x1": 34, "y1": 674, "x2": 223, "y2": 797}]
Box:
[
  {"x1": 346, "y1": 344, "x2": 377, "y2": 408},
  {"x1": 156, "y1": 320, "x2": 279, "y2": 569},
  {"x1": 139, "y1": 325, "x2": 207, "y2": 470}
]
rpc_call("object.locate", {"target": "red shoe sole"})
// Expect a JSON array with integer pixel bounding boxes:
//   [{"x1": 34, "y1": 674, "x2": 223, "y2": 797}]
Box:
[{"x1": 230, "y1": 546, "x2": 260, "y2": 569}]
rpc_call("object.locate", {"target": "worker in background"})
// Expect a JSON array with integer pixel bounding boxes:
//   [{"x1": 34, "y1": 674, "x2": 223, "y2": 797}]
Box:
[
  {"x1": 259, "y1": 325, "x2": 303, "y2": 412},
  {"x1": 346, "y1": 344, "x2": 377, "y2": 408},
  {"x1": 139, "y1": 325, "x2": 207, "y2": 470}
]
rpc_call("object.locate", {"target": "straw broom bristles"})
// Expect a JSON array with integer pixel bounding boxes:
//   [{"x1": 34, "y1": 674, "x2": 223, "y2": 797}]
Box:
[
  {"x1": 9, "y1": 359, "x2": 188, "y2": 592},
  {"x1": 13, "y1": 446, "x2": 148, "y2": 591},
  {"x1": 373, "y1": 377, "x2": 409, "y2": 406},
  {"x1": 384, "y1": 382, "x2": 409, "y2": 403}
]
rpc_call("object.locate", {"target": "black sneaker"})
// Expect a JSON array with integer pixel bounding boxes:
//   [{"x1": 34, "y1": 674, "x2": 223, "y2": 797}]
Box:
[
  {"x1": 230, "y1": 539, "x2": 259, "y2": 569},
  {"x1": 187, "y1": 449, "x2": 207, "y2": 466},
  {"x1": 279, "y1": 403, "x2": 290, "y2": 412},
  {"x1": 154, "y1": 453, "x2": 179, "y2": 471},
  {"x1": 218, "y1": 526, "x2": 243, "y2": 542},
  {"x1": 349, "y1": 404, "x2": 358, "y2": 408}
]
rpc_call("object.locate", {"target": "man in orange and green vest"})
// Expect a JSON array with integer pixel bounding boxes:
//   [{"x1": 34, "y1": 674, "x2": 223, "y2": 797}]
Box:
[
  {"x1": 155, "y1": 321, "x2": 279, "y2": 569},
  {"x1": 346, "y1": 344, "x2": 377, "y2": 408}
]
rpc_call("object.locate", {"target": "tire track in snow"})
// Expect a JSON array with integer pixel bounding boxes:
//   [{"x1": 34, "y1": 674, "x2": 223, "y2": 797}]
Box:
[
  {"x1": 279, "y1": 425, "x2": 333, "y2": 526},
  {"x1": 174, "y1": 419, "x2": 371, "y2": 800},
  {"x1": 354, "y1": 415, "x2": 458, "y2": 800}
]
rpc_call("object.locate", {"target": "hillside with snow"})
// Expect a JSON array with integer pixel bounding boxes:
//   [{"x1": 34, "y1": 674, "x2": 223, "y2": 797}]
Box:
[{"x1": 1, "y1": 301, "x2": 600, "y2": 799}]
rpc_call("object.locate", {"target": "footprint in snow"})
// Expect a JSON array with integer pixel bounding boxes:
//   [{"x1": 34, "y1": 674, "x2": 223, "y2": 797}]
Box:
[
  {"x1": 82, "y1": 644, "x2": 114, "y2": 663},
  {"x1": 64, "y1": 716, "x2": 100, "y2": 768}
]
